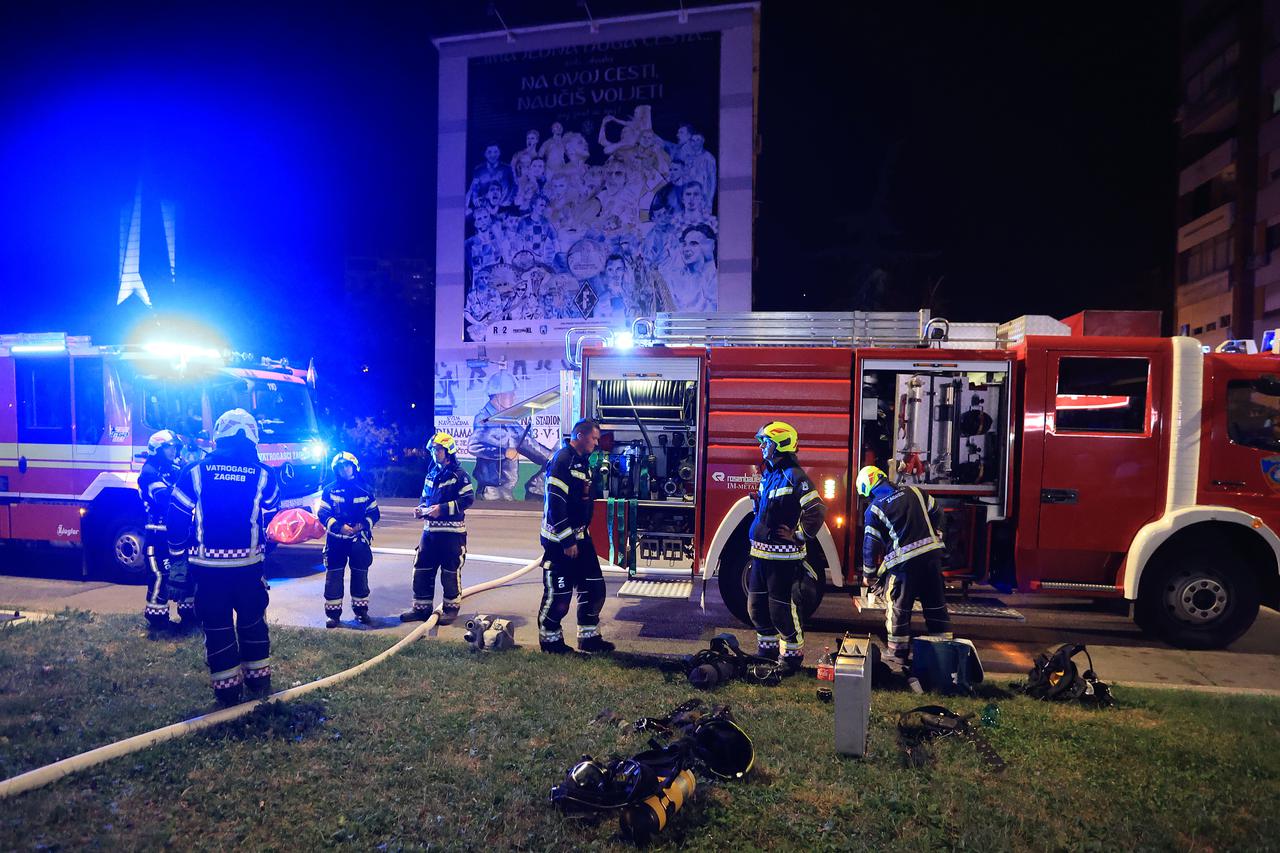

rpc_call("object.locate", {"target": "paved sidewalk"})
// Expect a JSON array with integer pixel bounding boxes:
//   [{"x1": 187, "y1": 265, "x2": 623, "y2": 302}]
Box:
[{"x1": 2, "y1": 510, "x2": 1278, "y2": 696}]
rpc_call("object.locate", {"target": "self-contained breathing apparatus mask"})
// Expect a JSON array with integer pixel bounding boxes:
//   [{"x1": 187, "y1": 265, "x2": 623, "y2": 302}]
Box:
[
  {"x1": 550, "y1": 699, "x2": 754, "y2": 843},
  {"x1": 1021, "y1": 643, "x2": 1114, "y2": 707},
  {"x1": 684, "y1": 633, "x2": 788, "y2": 689}
]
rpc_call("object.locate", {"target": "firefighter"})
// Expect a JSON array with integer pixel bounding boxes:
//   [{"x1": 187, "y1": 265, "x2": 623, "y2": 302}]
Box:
[
  {"x1": 537, "y1": 418, "x2": 614, "y2": 655},
  {"x1": 857, "y1": 465, "x2": 953, "y2": 665},
  {"x1": 318, "y1": 452, "x2": 380, "y2": 628},
  {"x1": 401, "y1": 432, "x2": 474, "y2": 624},
  {"x1": 138, "y1": 429, "x2": 195, "y2": 631},
  {"x1": 166, "y1": 409, "x2": 281, "y2": 705},
  {"x1": 748, "y1": 422, "x2": 827, "y2": 672}
]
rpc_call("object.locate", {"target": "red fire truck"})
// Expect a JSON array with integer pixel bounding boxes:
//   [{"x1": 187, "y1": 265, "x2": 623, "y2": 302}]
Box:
[
  {"x1": 0, "y1": 332, "x2": 326, "y2": 580},
  {"x1": 568, "y1": 311, "x2": 1280, "y2": 649}
]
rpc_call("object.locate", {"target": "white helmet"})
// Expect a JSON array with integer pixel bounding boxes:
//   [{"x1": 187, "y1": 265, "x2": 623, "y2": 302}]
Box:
[
  {"x1": 213, "y1": 408, "x2": 260, "y2": 444},
  {"x1": 147, "y1": 429, "x2": 179, "y2": 453}
]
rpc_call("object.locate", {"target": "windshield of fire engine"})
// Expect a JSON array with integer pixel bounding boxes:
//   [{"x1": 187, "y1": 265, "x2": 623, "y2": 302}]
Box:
[{"x1": 207, "y1": 375, "x2": 318, "y2": 443}]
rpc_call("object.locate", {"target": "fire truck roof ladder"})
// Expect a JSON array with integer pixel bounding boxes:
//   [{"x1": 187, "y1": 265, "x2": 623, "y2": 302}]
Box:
[{"x1": 642, "y1": 311, "x2": 933, "y2": 348}]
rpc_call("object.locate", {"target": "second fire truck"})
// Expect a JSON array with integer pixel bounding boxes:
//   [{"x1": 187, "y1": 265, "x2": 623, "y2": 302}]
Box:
[{"x1": 561, "y1": 310, "x2": 1280, "y2": 650}]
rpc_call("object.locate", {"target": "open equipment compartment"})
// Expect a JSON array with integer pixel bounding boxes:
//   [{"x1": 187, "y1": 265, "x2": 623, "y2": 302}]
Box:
[
  {"x1": 858, "y1": 356, "x2": 1013, "y2": 581},
  {"x1": 582, "y1": 355, "x2": 702, "y2": 571}
]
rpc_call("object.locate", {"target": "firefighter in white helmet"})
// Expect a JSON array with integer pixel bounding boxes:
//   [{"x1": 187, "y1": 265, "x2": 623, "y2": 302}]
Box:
[
  {"x1": 857, "y1": 465, "x2": 952, "y2": 665},
  {"x1": 748, "y1": 421, "x2": 827, "y2": 672},
  {"x1": 402, "y1": 432, "x2": 474, "y2": 623},
  {"x1": 138, "y1": 430, "x2": 195, "y2": 631},
  {"x1": 318, "y1": 452, "x2": 380, "y2": 628},
  {"x1": 166, "y1": 409, "x2": 281, "y2": 705}
]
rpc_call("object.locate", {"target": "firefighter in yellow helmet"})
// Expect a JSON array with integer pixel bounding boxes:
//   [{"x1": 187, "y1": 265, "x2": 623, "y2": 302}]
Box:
[
  {"x1": 857, "y1": 465, "x2": 952, "y2": 665},
  {"x1": 318, "y1": 452, "x2": 381, "y2": 627},
  {"x1": 748, "y1": 422, "x2": 827, "y2": 672},
  {"x1": 402, "y1": 432, "x2": 475, "y2": 623}
]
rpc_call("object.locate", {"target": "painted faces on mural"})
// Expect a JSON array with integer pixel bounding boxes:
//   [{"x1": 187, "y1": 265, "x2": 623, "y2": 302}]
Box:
[
  {"x1": 528, "y1": 158, "x2": 546, "y2": 180},
  {"x1": 682, "y1": 182, "x2": 706, "y2": 214},
  {"x1": 484, "y1": 144, "x2": 501, "y2": 165},
  {"x1": 606, "y1": 164, "x2": 627, "y2": 192},
  {"x1": 525, "y1": 129, "x2": 540, "y2": 148},
  {"x1": 681, "y1": 227, "x2": 714, "y2": 266},
  {"x1": 550, "y1": 121, "x2": 564, "y2": 137},
  {"x1": 605, "y1": 256, "x2": 626, "y2": 289}
]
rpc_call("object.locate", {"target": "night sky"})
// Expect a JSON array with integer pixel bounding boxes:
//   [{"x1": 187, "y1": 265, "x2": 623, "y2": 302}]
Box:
[{"x1": 1, "y1": 1, "x2": 1178, "y2": 362}]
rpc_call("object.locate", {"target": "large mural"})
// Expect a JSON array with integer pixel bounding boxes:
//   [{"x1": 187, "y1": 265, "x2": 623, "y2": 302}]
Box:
[{"x1": 462, "y1": 33, "x2": 721, "y2": 344}]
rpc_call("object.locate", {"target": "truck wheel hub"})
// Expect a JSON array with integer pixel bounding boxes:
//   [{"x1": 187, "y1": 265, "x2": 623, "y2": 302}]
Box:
[
  {"x1": 115, "y1": 532, "x2": 144, "y2": 569},
  {"x1": 1165, "y1": 573, "x2": 1227, "y2": 624}
]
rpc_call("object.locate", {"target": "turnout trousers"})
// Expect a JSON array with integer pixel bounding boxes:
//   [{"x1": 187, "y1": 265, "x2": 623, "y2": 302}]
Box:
[
  {"x1": 143, "y1": 528, "x2": 194, "y2": 628},
  {"x1": 884, "y1": 551, "x2": 952, "y2": 662},
  {"x1": 537, "y1": 534, "x2": 605, "y2": 644},
  {"x1": 411, "y1": 531, "x2": 465, "y2": 615},
  {"x1": 193, "y1": 564, "x2": 271, "y2": 697},
  {"x1": 748, "y1": 557, "x2": 808, "y2": 664},
  {"x1": 323, "y1": 536, "x2": 373, "y2": 620}
]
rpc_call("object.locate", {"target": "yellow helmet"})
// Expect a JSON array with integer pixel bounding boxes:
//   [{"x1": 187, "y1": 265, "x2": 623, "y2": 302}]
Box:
[
  {"x1": 331, "y1": 451, "x2": 360, "y2": 473},
  {"x1": 755, "y1": 421, "x2": 798, "y2": 454},
  {"x1": 430, "y1": 432, "x2": 458, "y2": 456},
  {"x1": 856, "y1": 465, "x2": 888, "y2": 497}
]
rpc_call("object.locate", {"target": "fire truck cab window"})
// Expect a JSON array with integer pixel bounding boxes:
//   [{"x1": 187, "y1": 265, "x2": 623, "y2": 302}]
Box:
[
  {"x1": 73, "y1": 358, "x2": 105, "y2": 444},
  {"x1": 1226, "y1": 379, "x2": 1280, "y2": 452},
  {"x1": 142, "y1": 379, "x2": 206, "y2": 438},
  {"x1": 207, "y1": 376, "x2": 318, "y2": 443},
  {"x1": 15, "y1": 357, "x2": 72, "y2": 443},
  {"x1": 1054, "y1": 357, "x2": 1149, "y2": 434}
]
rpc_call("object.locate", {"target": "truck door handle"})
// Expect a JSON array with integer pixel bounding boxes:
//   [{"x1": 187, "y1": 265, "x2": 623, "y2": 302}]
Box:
[
  {"x1": 1211, "y1": 480, "x2": 1246, "y2": 488},
  {"x1": 1040, "y1": 488, "x2": 1078, "y2": 505}
]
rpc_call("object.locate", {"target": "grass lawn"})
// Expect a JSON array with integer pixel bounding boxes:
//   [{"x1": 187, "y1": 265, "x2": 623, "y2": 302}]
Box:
[{"x1": 2, "y1": 611, "x2": 1278, "y2": 851}]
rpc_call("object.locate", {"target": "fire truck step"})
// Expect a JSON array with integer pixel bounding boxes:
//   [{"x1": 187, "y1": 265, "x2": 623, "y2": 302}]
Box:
[
  {"x1": 617, "y1": 579, "x2": 694, "y2": 600},
  {"x1": 853, "y1": 594, "x2": 1024, "y2": 621}
]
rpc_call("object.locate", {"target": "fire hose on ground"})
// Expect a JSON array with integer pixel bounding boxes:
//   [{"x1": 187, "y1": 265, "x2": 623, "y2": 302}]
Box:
[{"x1": 0, "y1": 556, "x2": 541, "y2": 800}]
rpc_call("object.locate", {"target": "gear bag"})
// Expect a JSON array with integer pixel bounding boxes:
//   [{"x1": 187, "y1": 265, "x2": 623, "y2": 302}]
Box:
[
  {"x1": 1022, "y1": 643, "x2": 1114, "y2": 707},
  {"x1": 910, "y1": 636, "x2": 984, "y2": 696}
]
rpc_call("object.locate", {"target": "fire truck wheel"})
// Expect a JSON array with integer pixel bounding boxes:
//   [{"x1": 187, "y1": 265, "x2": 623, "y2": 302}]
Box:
[
  {"x1": 96, "y1": 519, "x2": 148, "y2": 583},
  {"x1": 1135, "y1": 553, "x2": 1260, "y2": 649},
  {"x1": 716, "y1": 537, "x2": 826, "y2": 628}
]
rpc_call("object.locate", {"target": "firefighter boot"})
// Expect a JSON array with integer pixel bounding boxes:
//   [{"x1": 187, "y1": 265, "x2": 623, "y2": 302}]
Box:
[
  {"x1": 756, "y1": 637, "x2": 780, "y2": 661},
  {"x1": 214, "y1": 683, "x2": 244, "y2": 707},
  {"x1": 782, "y1": 651, "x2": 805, "y2": 675},
  {"x1": 246, "y1": 675, "x2": 273, "y2": 699},
  {"x1": 438, "y1": 604, "x2": 460, "y2": 626},
  {"x1": 540, "y1": 638, "x2": 576, "y2": 655},
  {"x1": 400, "y1": 606, "x2": 432, "y2": 623},
  {"x1": 578, "y1": 635, "x2": 616, "y2": 655},
  {"x1": 326, "y1": 617, "x2": 342, "y2": 629}
]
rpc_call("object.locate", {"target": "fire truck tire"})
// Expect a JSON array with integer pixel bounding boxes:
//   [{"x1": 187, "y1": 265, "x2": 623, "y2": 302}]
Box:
[
  {"x1": 716, "y1": 534, "x2": 825, "y2": 628},
  {"x1": 1134, "y1": 551, "x2": 1260, "y2": 649},
  {"x1": 92, "y1": 519, "x2": 148, "y2": 584}
]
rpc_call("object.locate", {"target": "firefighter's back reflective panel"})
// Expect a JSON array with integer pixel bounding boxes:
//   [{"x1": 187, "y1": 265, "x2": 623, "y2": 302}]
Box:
[{"x1": 834, "y1": 633, "x2": 877, "y2": 757}]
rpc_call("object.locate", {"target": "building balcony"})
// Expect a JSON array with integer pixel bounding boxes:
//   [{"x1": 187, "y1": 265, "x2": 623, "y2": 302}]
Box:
[
  {"x1": 1179, "y1": 139, "x2": 1236, "y2": 195},
  {"x1": 1179, "y1": 78, "x2": 1240, "y2": 137},
  {"x1": 1176, "y1": 269, "x2": 1232, "y2": 309},
  {"x1": 1177, "y1": 202, "x2": 1235, "y2": 252}
]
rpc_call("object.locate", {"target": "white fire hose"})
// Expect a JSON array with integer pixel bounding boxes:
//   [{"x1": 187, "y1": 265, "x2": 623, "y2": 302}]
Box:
[{"x1": 0, "y1": 557, "x2": 540, "y2": 800}]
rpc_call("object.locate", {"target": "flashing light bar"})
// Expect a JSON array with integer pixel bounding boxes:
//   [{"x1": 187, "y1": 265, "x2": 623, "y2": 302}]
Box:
[
  {"x1": 142, "y1": 342, "x2": 223, "y2": 362},
  {"x1": 5, "y1": 332, "x2": 68, "y2": 354}
]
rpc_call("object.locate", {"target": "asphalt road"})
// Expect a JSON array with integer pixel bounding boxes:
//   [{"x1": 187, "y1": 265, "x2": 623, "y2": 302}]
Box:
[{"x1": 3, "y1": 504, "x2": 1278, "y2": 693}]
